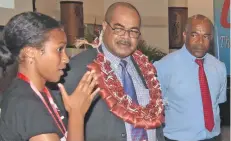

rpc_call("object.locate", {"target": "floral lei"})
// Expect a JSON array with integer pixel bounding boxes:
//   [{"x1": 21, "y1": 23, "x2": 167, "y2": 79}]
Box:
[
  {"x1": 76, "y1": 30, "x2": 164, "y2": 129},
  {"x1": 87, "y1": 50, "x2": 164, "y2": 129}
]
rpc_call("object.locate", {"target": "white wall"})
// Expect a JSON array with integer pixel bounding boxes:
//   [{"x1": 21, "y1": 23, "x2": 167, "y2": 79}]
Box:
[
  {"x1": 0, "y1": 0, "x2": 32, "y2": 25},
  {"x1": 36, "y1": 0, "x2": 60, "y2": 20},
  {"x1": 188, "y1": 0, "x2": 214, "y2": 22}
]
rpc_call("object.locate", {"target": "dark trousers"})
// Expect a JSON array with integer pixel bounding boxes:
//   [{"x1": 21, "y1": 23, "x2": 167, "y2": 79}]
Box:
[{"x1": 164, "y1": 134, "x2": 221, "y2": 141}]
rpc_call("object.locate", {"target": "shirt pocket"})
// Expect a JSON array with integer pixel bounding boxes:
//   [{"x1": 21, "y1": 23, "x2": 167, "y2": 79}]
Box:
[{"x1": 168, "y1": 77, "x2": 190, "y2": 100}]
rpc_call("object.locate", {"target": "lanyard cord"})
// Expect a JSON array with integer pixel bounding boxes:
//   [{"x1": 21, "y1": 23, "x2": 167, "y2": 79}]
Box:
[{"x1": 17, "y1": 73, "x2": 67, "y2": 138}]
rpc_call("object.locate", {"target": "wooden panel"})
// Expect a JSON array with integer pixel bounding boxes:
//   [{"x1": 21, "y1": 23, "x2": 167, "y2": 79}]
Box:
[
  {"x1": 168, "y1": 7, "x2": 188, "y2": 49},
  {"x1": 60, "y1": 1, "x2": 84, "y2": 45}
]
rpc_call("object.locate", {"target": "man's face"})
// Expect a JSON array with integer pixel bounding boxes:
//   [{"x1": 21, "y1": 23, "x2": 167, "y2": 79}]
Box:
[
  {"x1": 102, "y1": 6, "x2": 141, "y2": 58},
  {"x1": 183, "y1": 19, "x2": 213, "y2": 58}
]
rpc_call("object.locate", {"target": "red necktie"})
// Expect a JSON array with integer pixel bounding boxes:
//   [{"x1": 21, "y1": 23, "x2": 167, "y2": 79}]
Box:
[{"x1": 195, "y1": 59, "x2": 214, "y2": 132}]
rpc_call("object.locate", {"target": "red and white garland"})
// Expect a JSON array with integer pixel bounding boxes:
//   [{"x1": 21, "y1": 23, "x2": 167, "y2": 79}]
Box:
[{"x1": 87, "y1": 50, "x2": 164, "y2": 129}]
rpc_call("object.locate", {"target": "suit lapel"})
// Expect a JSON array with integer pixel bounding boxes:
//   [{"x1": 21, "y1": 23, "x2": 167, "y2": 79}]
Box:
[{"x1": 131, "y1": 56, "x2": 148, "y2": 89}]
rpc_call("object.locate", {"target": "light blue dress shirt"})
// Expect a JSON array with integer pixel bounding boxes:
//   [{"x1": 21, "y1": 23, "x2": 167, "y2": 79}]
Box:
[
  {"x1": 153, "y1": 45, "x2": 227, "y2": 140},
  {"x1": 102, "y1": 43, "x2": 157, "y2": 141}
]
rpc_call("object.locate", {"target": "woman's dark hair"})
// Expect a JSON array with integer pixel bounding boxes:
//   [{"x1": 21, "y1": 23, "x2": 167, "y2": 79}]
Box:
[
  {"x1": 0, "y1": 41, "x2": 14, "y2": 73},
  {"x1": 3, "y1": 12, "x2": 62, "y2": 57}
]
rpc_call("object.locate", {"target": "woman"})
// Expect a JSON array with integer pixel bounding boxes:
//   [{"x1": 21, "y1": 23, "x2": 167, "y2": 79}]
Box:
[{"x1": 0, "y1": 12, "x2": 99, "y2": 141}]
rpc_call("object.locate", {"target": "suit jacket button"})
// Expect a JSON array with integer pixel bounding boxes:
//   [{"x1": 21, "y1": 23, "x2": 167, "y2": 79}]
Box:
[{"x1": 121, "y1": 133, "x2": 126, "y2": 138}]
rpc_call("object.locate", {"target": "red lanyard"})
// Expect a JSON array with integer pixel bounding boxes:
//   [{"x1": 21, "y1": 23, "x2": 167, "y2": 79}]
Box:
[{"x1": 17, "y1": 73, "x2": 67, "y2": 138}]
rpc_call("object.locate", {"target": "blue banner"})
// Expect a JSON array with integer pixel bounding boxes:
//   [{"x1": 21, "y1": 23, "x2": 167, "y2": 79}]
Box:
[{"x1": 214, "y1": 0, "x2": 230, "y2": 75}]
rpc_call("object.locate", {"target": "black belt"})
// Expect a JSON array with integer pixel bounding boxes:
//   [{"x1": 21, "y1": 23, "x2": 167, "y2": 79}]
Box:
[{"x1": 164, "y1": 134, "x2": 221, "y2": 141}]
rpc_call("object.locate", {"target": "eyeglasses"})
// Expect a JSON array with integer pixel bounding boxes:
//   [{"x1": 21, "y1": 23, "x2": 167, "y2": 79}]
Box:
[{"x1": 106, "y1": 21, "x2": 141, "y2": 38}]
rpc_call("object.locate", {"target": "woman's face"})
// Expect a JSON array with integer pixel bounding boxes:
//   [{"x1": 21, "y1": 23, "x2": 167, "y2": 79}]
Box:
[{"x1": 34, "y1": 28, "x2": 69, "y2": 82}]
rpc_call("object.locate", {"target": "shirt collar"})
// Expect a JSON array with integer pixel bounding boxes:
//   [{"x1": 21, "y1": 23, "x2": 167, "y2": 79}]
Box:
[
  {"x1": 101, "y1": 43, "x2": 131, "y2": 70},
  {"x1": 181, "y1": 44, "x2": 208, "y2": 63}
]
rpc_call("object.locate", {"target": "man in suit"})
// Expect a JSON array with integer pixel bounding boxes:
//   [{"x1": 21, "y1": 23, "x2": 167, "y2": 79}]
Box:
[{"x1": 55, "y1": 2, "x2": 165, "y2": 141}]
